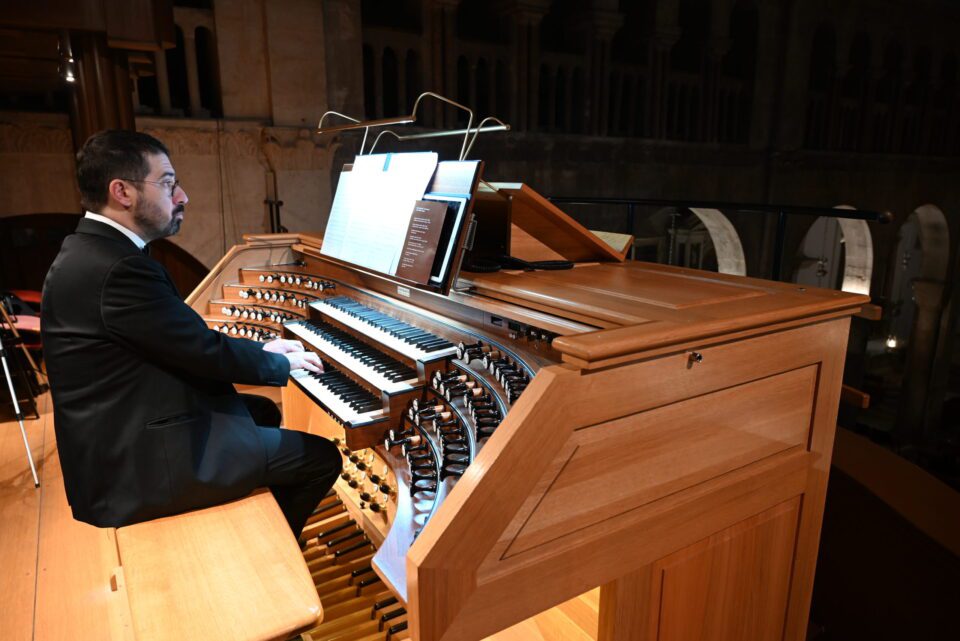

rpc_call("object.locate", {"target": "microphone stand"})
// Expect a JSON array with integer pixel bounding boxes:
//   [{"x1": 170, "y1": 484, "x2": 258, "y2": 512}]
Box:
[
  {"x1": 0, "y1": 301, "x2": 41, "y2": 487},
  {"x1": 0, "y1": 338, "x2": 40, "y2": 487}
]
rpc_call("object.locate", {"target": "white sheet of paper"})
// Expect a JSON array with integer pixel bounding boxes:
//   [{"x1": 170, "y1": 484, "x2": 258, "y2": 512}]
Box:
[
  {"x1": 319, "y1": 170, "x2": 356, "y2": 258},
  {"x1": 320, "y1": 152, "x2": 438, "y2": 275}
]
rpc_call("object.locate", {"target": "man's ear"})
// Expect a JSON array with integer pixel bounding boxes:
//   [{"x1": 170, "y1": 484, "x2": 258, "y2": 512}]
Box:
[{"x1": 107, "y1": 179, "x2": 135, "y2": 209}]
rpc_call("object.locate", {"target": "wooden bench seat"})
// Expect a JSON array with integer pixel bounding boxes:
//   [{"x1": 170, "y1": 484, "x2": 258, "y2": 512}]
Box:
[{"x1": 114, "y1": 490, "x2": 322, "y2": 641}]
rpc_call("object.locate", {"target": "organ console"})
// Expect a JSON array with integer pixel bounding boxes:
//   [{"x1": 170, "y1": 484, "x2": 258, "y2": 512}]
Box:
[{"x1": 187, "y1": 166, "x2": 867, "y2": 641}]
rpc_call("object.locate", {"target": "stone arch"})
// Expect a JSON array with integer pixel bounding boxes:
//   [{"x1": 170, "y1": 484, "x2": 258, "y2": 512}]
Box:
[
  {"x1": 911, "y1": 203, "x2": 949, "y2": 281},
  {"x1": 792, "y1": 206, "x2": 874, "y2": 295},
  {"x1": 835, "y1": 216, "x2": 874, "y2": 295},
  {"x1": 887, "y1": 204, "x2": 948, "y2": 343},
  {"x1": 893, "y1": 204, "x2": 950, "y2": 440},
  {"x1": 685, "y1": 208, "x2": 747, "y2": 275}
]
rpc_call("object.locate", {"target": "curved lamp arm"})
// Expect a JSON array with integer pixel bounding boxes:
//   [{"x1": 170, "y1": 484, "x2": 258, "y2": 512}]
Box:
[
  {"x1": 463, "y1": 116, "x2": 511, "y2": 160},
  {"x1": 317, "y1": 111, "x2": 371, "y2": 154},
  {"x1": 408, "y1": 92, "x2": 474, "y2": 160}
]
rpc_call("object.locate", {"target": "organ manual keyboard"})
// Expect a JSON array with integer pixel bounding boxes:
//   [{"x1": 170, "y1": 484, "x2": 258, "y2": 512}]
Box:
[{"x1": 186, "y1": 159, "x2": 867, "y2": 641}]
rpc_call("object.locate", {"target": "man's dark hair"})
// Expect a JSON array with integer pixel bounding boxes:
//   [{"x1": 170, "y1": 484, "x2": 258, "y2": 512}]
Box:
[{"x1": 76, "y1": 130, "x2": 170, "y2": 212}]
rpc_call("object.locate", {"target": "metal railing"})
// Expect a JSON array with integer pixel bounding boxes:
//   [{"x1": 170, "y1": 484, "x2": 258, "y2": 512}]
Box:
[{"x1": 547, "y1": 195, "x2": 892, "y2": 281}]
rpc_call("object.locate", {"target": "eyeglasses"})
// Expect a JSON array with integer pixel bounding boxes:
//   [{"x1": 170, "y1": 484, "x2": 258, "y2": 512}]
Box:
[{"x1": 120, "y1": 178, "x2": 181, "y2": 197}]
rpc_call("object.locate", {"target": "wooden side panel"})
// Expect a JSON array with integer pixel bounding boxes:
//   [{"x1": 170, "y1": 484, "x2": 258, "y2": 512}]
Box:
[
  {"x1": 505, "y1": 366, "x2": 817, "y2": 556},
  {"x1": 409, "y1": 319, "x2": 850, "y2": 641},
  {"x1": 652, "y1": 498, "x2": 801, "y2": 641}
]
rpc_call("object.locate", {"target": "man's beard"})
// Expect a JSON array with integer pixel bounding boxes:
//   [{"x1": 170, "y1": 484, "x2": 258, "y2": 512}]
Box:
[{"x1": 133, "y1": 199, "x2": 183, "y2": 240}]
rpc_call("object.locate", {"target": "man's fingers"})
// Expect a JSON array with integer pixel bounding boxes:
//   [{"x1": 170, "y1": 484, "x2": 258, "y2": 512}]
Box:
[
  {"x1": 304, "y1": 353, "x2": 324, "y2": 371},
  {"x1": 288, "y1": 339, "x2": 305, "y2": 352}
]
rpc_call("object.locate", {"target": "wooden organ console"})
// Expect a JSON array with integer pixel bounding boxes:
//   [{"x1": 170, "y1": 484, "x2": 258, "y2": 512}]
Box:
[{"x1": 186, "y1": 178, "x2": 867, "y2": 641}]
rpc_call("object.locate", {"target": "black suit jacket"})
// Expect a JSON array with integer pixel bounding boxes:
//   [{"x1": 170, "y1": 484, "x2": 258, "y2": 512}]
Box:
[{"x1": 41, "y1": 218, "x2": 290, "y2": 527}]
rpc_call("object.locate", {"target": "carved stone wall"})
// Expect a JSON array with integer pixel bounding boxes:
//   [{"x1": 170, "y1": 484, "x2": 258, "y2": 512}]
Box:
[
  {"x1": 138, "y1": 117, "x2": 339, "y2": 268},
  {"x1": 0, "y1": 113, "x2": 79, "y2": 216}
]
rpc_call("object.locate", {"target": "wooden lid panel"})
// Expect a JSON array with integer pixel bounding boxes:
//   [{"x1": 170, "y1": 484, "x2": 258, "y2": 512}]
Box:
[{"x1": 492, "y1": 183, "x2": 624, "y2": 263}]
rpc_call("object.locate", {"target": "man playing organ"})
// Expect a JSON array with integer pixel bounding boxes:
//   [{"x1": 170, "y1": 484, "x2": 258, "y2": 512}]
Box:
[{"x1": 41, "y1": 129, "x2": 342, "y2": 535}]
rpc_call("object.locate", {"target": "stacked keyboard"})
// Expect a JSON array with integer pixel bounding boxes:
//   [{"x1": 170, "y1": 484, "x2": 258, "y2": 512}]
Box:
[
  {"x1": 290, "y1": 365, "x2": 383, "y2": 426},
  {"x1": 311, "y1": 296, "x2": 456, "y2": 361},
  {"x1": 286, "y1": 319, "x2": 419, "y2": 393}
]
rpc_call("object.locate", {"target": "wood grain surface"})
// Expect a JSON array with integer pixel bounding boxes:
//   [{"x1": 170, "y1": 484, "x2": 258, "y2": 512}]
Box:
[{"x1": 116, "y1": 491, "x2": 321, "y2": 641}]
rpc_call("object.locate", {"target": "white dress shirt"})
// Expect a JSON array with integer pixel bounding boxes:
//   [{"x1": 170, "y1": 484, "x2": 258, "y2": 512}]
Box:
[{"x1": 84, "y1": 211, "x2": 147, "y2": 250}]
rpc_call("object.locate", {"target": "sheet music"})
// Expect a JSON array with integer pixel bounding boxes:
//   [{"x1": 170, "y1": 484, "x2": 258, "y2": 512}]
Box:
[
  {"x1": 321, "y1": 152, "x2": 439, "y2": 275},
  {"x1": 319, "y1": 170, "x2": 356, "y2": 258}
]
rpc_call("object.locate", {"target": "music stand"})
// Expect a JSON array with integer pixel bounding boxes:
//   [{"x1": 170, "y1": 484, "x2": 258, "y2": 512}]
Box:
[{"x1": 0, "y1": 303, "x2": 41, "y2": 488}]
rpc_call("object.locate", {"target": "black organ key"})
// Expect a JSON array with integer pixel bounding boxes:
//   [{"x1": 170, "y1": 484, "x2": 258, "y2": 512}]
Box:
[{"x1": 306, "y1": 363, "x2": 382, "y2": 413}]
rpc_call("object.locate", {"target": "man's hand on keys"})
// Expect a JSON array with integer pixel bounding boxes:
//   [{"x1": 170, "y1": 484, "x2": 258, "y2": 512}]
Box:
[{"x1": 263, "y1": 338, "x2": 324, "y2": 373}]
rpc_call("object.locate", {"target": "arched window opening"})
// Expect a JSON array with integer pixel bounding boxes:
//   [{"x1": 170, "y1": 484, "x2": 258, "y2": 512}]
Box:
[
  {"x1": 901, "y1": 47, "x2": 931, "y2": 153},
  {"x1": 671, "y1": 0, "x2": 710, "y2": 72},
  {"x1": 933, "y1": 53, "x2": 958, "y2": 155},
  {"x1": 136, "y1": 69, "x2": 161, "y2": 114},
  {"x1": 382, "y1": 47, "x2": 399, "y2": 117},
  {"x1": 571, "y1": 68, "x2": 585, "y2": 133},
  {"x1": 495, "y1": 60, "x2": 511, "y2": 121},
  {"x1": 555, "y1": 68, "x2": 568, "y2": 132},
  {"x1": 456, "y1": 56, "x2": 470, "y2": 125},
  {"x1": 538, "y1": 64, "x2": 553, "y2": 130},
  {"x1": 839, "y1": 32, "x2": 871, "y2": 151},
  {"x1": 722, "y1": 0, "x2": 758, "y2": 143},
  {"x1": 362, "y1": 44, "x2": 376, "y2": 118},
  {"x1": 475, "y1": 58, "x2": 490, "y2": 115},
  {"x1": 195, "y1": 26, "x2": 222, "y2": 118},
  {"x1": 872, "y1": 41, "x2": 904, "y2": 152},
  {"x1": 167, "y1": 25, "x2": 190, "y2": 114},
  {"x1": 405, "y1": 50, "x2": 421, "y2": 111},
  {"x1": 804, "y1": 24, "x2": 837, "y2": 149}
]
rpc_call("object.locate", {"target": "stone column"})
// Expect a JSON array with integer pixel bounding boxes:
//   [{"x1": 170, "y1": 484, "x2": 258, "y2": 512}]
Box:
[
  {"x1": 771, "y1": 1, "x2": 815, "y2": 150},
  {"x1": 580, "y1": 7, "x2": 623, "y2": 136},
  {"x1": 180, "y1": 29, "x2": 203, "y2": 117},
  {"x1": 501, "y1": 0, "x2": 551, "y2": 132},
  {"x1": 703, "y1": 0, "x2": 731, "y2": 142},
  {"x1": 703, "y1": 36, "x2": 731, "y2": 141},
  {"x1": 896, "y1": 278, "x2": 945, "y2": 446},
  {"x1": 373, "y1": 47, "x2": 384, "y2": 118},
  {"x1": 153, "y1": 49, "x2": 173, "y2": 115},
  {"x1": 747, "y1": 1, "x2": 783, "y2": 148},
  {"x1": 648, "y1": 31, "x2": 679, "y2": 139},
  {"x1": 324, "y1": 0, "x2": 364, "y2": 117},
  {"x1": 857, "y1": 59, "x2": 880, "y2": 152},
  {"x1": 889, "y1": 50, "x2": 908, "y2": 152},
  {"x1": 423, "y1": 0, "x2": 461, "y2": 127}
]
